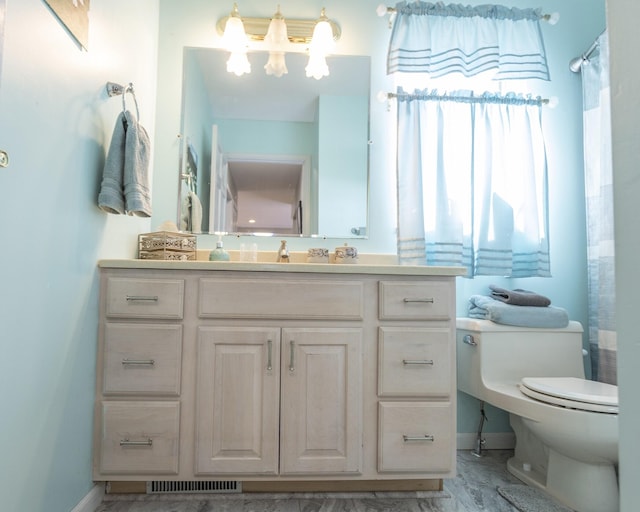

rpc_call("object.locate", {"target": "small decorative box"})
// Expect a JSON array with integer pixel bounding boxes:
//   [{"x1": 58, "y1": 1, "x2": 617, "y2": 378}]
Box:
[
  {"x1": 138, "y1": 231, "x2": 197, "y2": 261},
  {"x1": 334, "y1": 245, "x2": 358, "y2": 264},
  {"x1": 307, "y1": 248, "x2": 329, "y2": 264}
]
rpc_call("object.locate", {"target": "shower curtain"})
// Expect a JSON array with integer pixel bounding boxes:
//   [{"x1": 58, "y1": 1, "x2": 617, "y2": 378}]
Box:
[{"x1": 582, "y1": 31, "x2": 617, "y2": 384}]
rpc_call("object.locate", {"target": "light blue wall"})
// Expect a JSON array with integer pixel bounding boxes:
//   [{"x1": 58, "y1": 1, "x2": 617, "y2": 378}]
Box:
[
  {"x1": 0, "y1": 1, "x2": 158, "y2": 511},
  {"x1": 317, "y1": 95, "x2": 368, "y2": 236},
  {"x1": 215, "y1": 118, "x2": 316, "y2": 155}
]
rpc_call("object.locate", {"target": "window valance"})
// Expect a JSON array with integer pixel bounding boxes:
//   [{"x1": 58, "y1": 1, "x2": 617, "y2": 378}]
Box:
[{"x1": 387, "y1": 2, "x2": 550, "y2": 81}]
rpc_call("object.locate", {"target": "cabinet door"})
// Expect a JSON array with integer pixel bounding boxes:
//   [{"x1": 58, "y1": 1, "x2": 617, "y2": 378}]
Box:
[
  {"x1": 280, "y1": 328, "x2": 362, "y2": 475},
  {"x1": 195, "y1": 327, "x2": 280, "y2": 475}
]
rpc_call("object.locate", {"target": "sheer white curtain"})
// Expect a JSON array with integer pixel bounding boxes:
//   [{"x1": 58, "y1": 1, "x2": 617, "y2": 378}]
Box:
[
  {"x1": 396, "y1": 90, "x2": 550, "y2": 277},
  {"x1": 581, "y1": 31, "x2": 616, "y2": 384}
]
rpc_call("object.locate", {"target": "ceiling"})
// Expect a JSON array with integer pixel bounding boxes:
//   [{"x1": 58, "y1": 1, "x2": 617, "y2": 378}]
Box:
[{"x1": 228, "y1": 160, "x2": 302, "y2": 192}]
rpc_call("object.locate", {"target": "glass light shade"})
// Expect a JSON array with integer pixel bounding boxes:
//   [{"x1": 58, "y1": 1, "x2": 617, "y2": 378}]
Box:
[
  {"x1": 222, "y1": 15, "x2": 248, "y2": 52},
  {"x1": 264, "y1": 16, "x2": 289, "y2": 50},
  {"x1": 227, "y1": 51, "x2": 251, "y2": 76},
  {"x1": 222, "y1": 5, "x2": 250, "y2": 76},
  {"x1": 309, "y1": 19, "x2": 335, "y2": 55},
  {"x1": 264, "y1": 10, "x2": 289, "y2": 77},
  {"x1": 265, "y1": 52, "x2": 288, "y2": 77},
  {"x1": 305, "y1": 51, "x2": 329, "y2": 80}
]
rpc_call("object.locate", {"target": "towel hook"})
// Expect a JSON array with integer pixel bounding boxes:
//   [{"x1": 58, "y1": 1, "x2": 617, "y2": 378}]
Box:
[{"x1": 106, "y1": 81, "x2": 140, "y2": 120}]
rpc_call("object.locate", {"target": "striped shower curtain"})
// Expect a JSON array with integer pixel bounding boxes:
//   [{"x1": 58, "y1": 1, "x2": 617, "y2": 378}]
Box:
[{"x1": 582, "y1": 31, "x2": 617, "y2": 384}]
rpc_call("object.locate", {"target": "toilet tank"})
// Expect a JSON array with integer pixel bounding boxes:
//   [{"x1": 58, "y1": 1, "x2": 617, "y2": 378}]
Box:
[{"x1": 456, "y1": 318, "x2": 585, "y2": 400}]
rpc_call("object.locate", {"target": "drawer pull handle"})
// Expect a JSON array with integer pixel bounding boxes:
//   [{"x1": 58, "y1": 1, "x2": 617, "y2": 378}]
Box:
[
  {"x1": 122, "y1": 358, "x2": 155, "y2": 366},
  {"x1": 289, "y1": 340, "x2": 295, "y2": 372},
  {"x1": 267, "y1": 340, "x2": 273, "y2": 371},
  {"x1": 403, "y1": 434, "x2": 435, "y2": 443},
  {"x1": 120, "y1": 438, "x2": 153, "y2": 447},
  {"x1": 126, "y1": 295, "x2": 159, "y2": 302},
  {"x1": 403, "y1": 359, "x2": 434, "y2": 366},
  {"x1": 403, "y1": 298, "x2": 435, "y2": 304}
]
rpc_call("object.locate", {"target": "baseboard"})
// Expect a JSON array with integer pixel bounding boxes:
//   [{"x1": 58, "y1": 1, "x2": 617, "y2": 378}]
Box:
[
  {"x1": 71, "y1": 483, "x2": 105, "y2": 512},
  {"x1": 457, "y1": 432, "x2": 516, "y2": 450}
]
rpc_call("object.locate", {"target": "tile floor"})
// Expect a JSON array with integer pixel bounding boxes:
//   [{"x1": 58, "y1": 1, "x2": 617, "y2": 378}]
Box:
[{"x1": 95, "y1": 450, "x2": 535, "y2": 512}]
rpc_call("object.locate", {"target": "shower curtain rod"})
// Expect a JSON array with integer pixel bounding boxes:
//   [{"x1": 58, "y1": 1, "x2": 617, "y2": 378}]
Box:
[{"x1": 569, "y1": 31, "x2": 604, "y2": 73}]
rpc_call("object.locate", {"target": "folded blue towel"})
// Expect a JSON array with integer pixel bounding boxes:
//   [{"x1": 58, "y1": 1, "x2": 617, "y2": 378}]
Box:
[
  {"x1": 468, "y1": 295, "x2": 569, "y2": 328},
  {"x1": 489, "y1": 285, "x2": 551, "y2": 307}
]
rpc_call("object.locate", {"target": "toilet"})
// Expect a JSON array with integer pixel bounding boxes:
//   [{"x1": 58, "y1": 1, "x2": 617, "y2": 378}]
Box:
[{"x1": 456, "y1": 318, "x2": 618, "y2": 512}]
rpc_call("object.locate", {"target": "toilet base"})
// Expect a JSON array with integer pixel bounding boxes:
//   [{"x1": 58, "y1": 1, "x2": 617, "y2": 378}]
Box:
[{"x1": 507, "y1": 451, "x2": 618, "y2": 512}]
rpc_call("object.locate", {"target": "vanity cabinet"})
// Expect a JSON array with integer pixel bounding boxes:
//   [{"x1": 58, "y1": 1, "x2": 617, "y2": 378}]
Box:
[{"x1": 93, "y1": 261, "x2": 462, "y2": 488}]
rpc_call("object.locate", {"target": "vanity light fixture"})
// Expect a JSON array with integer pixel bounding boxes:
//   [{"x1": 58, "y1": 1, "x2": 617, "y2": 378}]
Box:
[{"x1": 217, "y1": 5, "x2": 341, "y2": 80}]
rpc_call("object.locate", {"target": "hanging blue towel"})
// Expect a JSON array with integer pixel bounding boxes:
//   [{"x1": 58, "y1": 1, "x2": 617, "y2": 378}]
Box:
[
  {"x1": 468, "y1": 295, "x2": 569, "y2": 328},
  {"x1": 98, "y1": 112, "x2": 127, "y2": 214},
  {"x1": 123, "y1": 110, "x2": 152, "y2": 217},
  {"x1": 98, "y1": 110, "x2": 152, "y2": 216}
]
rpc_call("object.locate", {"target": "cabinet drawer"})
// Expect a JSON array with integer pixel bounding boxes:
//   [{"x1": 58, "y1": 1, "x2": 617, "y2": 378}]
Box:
[
  {"x1": 105, "y1": 278, "x2": 184, "y2": 319},
  {"x1": 199, "y1": 278, "x2": 363, "y2": 320},
  {"x1": 99, "y1": 401, "x2": 180, "y2": 474},
  {"x1": 378, "y1": 327, "x2": 451, "y2": 397},
  {"x1": 378, "y1": 402, "x2": 452, "y2": 473},
  {"x1": 379, "y1": 281, "x2": 451, "y2": 320},
  {"x1": 103, "y1": 323, "x2": 183, "y2": 396}
]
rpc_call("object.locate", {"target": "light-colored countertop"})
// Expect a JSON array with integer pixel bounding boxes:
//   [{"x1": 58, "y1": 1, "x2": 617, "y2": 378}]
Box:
[{"x1": 99, "y1": 257, "x2": 467, "y2": 277}]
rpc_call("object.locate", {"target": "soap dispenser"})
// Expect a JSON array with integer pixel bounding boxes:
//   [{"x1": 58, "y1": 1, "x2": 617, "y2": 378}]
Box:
[{"x1": 209, "y1": 236, "x2": 230, "y2": 261}]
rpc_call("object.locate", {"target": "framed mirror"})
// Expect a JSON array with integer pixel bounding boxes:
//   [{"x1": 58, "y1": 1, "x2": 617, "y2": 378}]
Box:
[{"x1": 178, "y1": 48, "x2": 370, "y2": 238}]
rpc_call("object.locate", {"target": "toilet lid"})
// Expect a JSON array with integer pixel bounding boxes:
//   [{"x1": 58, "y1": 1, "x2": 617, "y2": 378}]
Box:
[{"x1": 520, "y1": 377, "x2": 618, "y2": 414}]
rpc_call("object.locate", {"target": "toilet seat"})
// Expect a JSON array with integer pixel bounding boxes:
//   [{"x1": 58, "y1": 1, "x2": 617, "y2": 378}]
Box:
[{"x1": 519, "y1": 377, "x2": 618, "y2": 414}]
